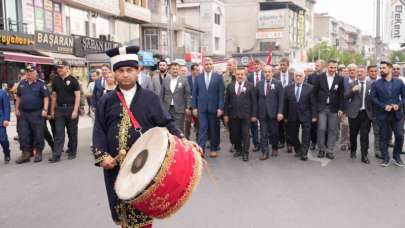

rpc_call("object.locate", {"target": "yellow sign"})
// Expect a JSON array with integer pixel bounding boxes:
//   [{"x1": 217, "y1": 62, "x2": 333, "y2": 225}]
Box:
[{"x1": 0, "y1": 34, "x2": 35, "y2": 46}]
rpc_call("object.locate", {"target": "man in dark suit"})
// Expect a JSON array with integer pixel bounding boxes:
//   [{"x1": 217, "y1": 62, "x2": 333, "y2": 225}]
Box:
[
  {"x1": 91, "y1": 64, "x2": 110, "y2": 108},
  {"x1": 284, "y1": 70, "x2": 317, "y2": 161},
  {"x1": 313, "y1": 59, "x2": 344, "y2": 159},
  {"x1": 185, "y1": 64, "x2": 200, "y2": 140},
  {"x1": 247, "y1": 59, "x2": 264, "y2": 152},
  {"x1": 160, "y1": 62, "x2": 191, "y2": 133},
  {"x1": 274, "y1": 58, "x2": 294, "y2": 152},
  {"x1": 370, "y1": 61, "x2": 405, "y2": 167},
  {"x1": 257, "y1": 65, "x2": 284, "y2": 160},
  {"x1": 224, "y1": 67, "x2": 257, "y2": 161},
  {"x1": 307, "y1": 59, "x2": 325, "y2": 150},
  {"x1": 192, "y1": 57, "x2": 225, "y2": 158},
  {"x1": 344, "y1": 66, "x2": 373, "y2": 164}
]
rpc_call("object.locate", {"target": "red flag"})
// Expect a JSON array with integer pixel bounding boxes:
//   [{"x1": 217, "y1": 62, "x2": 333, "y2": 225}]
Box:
[
  {"x1": 247, "y1": 56, "x2": 255, "y2": 73},
  {"x1": 266, "y1": 49, "x2": 273, "y2": 65}
]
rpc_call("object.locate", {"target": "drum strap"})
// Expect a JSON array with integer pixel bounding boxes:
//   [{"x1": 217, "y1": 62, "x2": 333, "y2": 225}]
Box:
[{"x1": 116, "y1": 90, "x2": 142, "y2": 131}]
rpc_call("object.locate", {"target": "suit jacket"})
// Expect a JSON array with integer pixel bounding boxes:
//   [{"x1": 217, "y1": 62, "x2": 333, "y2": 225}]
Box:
[
  {"x1": 151, "y1": 74, "x2": 161, "y2": 95},
  {"x1": 313, "y1": 72, "x2": 344, "y2": 113},
  {"x1": 0, "y1": 89, "x2": 10, "y2": 123},
  {"x1": 192, "y1": 72, "x2": 225, "y2": 113},
  {"x1": 247, "y1": 71, "x2": 265, "y2": 87},
  {"x1": 370, "y1": 78, "x2": 405, "y2": 121},
  {"x1": 138, "y1": 72, "x2": 154, "y2": 92},
  {"x1": 224, "y1": 81, "x2": 257, "y2": 119},
  {"x1": 284, "y1": 83, "x2": 316, "y2": 123},
  {"x1": 160, "y1": 75, "x2": 191, "y2": 114},
  {"x1": 344, "y1": 80, "x2": 373, "y2": 119},
  {"x1": 222, "y1": 71, "x2": 236, "y2": 90},
  {"x1": 187, "y1": 75, "x2": 196, "y2": 95},
  {"x1": 274, "y1": 71, "x2": 294, "y2": 87},
  {"x1": 91, "y1": 77, "x2": 105, "y2": 107},
  {"x1": 343, "y1": 77, "x2": 356, "y2": 112},
  {"x1": 306, "y1": 72, "x2": 321, "y2": 85},
  {"x1": 257, "y1": 78, "x2": 284, "y2": 119}
]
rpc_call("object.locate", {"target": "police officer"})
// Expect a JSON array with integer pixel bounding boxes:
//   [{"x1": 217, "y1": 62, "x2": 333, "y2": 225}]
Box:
[
  {"x1": 15, "y1": 64, "x2": 49, "y2": 164},
  {"x1": 49, "y1": 60, "x2": 81, "y2": 163}
]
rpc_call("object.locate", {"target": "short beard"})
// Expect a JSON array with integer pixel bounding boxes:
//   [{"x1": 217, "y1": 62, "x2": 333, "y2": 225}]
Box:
[{"x1": 380, "y1": 72, "x2": 387, "y2": 78}]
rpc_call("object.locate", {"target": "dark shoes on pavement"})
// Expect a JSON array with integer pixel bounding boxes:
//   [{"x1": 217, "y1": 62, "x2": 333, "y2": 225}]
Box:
[
  {"x1": 15, "y1": 152, "x2": 31, "y2": 164},
  {"x1": 48, "y1": 156, "x2": 61, "y2": 163},
  {"x1": 4, "y1": 155, "x2": 10, "y2": 164},
  {"x1": 350, "y1": 151, "x2": 357, "y2": 159},
  {"x1": 242, "y1": 153, "x2": 249, "y2": 162},
  {"x1": 326, "y1": 153, "x2": 335, "y2": 160},
  {"x1": 361, "y1": 156, "x2": 370, "y2": 164},
  {"x1": 317, "y1": 151, "x2": 325, "y2": 158}
]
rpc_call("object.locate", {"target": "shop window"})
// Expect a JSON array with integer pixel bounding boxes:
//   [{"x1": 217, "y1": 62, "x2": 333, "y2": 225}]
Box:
[{"x1": 214, "y1": 13, "x2": 220, "y2": 25}]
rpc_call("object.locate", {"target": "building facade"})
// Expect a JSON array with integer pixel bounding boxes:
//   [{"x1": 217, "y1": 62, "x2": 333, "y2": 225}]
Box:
[{"x1": 177, "y1": 0, "x2": 226, "y2": 57}]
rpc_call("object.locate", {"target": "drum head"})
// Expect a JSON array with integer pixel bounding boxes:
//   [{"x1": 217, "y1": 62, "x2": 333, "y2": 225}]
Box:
[{"x1": 115, "y1": 127, "x2": 169, "y2": 201}]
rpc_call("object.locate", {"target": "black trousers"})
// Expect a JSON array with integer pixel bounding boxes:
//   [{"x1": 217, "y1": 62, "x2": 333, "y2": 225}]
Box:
[
  {"x1": 348, "y1": 110, "x2": 371, "y2": 156},
  {"x1": 53, "y1": 106, "x2": 78, "y2": 157},
  {"x1": 278, "y1": 121, "x2": 291, "y2": 146},
  {"x1": 229, "y1": 118, "x2": 250, "y2": 153},
  {"x1": 287, "y1": 120, "x2": 311, "y2": 157},
  {"x1": 310, "y1": 122, "x2": 318, "y2": 145},
  {"x1": 259, "y1": 116, "x2": 279, "y2": 152},
  {"x1": 44, "y1": 119, "x2": 55, "y2": 151}
]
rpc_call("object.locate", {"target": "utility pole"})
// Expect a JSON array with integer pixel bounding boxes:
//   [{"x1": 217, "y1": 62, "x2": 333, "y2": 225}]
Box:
[
  {"x1": 167, "y1": 0, "x2": 174, "y2": 60},
  {"x1": 375, "y1": 0, "x2": 382, "y2": 62}
]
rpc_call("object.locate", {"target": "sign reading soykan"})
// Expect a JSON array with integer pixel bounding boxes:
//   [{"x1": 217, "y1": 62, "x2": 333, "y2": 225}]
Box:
[
  {"x1": 74, "y1": 36, "x2": 120, "y2": 57},
  {"x1": 0, "y1": 30, "x2": 35, "y2": 51},
  {"x1": 35, "y1": 31, "x2": 74, "y2": 54}
]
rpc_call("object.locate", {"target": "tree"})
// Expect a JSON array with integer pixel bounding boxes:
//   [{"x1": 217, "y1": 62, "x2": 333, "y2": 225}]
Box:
[
  {"x1": 307, "y1": 42, "x2": 366, "y2": 65},
  {"x1": 389, "y1": 50, "x2": 405, "y2": 63}
]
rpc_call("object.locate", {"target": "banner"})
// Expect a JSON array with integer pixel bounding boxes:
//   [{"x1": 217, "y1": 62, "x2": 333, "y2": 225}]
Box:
[{"x1": 387, "y1": 0, "x2": 405, "y2": 43}]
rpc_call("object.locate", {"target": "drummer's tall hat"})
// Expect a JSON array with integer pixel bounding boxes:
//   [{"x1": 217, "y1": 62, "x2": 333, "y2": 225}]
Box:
[{"x1": 106, "y1": 46, "x2": 140, "y2": 71}]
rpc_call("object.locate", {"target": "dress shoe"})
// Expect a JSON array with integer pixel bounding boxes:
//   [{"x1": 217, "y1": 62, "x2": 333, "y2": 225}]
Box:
[
  {"x1": 253, "y1": 145, "x2": 260, "y2": 152},
  {"x1": 48, "y1": 156, "x2": 61, "y2": 163},
  {"x1": 271, "y1": 150, "x2": 278, "y2": 157},
  {"x1": 67, "y1": 154, "x2": 76, "y2": 160},
  {"x1": 310, "y1": 143, "x2": 316, "y2": 151},
  {"x1": 209, "y1": 152, "x2": 218, "y2": 158},
  {"x1": 326, "y1": 153, "x2": 335, "y2": 160},
  {"x1": 260, "y1": 153, "x2": 269, "y2": 160},
  {"x1": 361, "y1": 157, "x2": 370, "y2": 164},
  {"x1": 286, "y1": 145, "x2": 293, "y2": 153},
  {"x1": 15, "y1": 152, "x2": 31, "y2": 164},
  {"x1": 317, "y1": 151, "x2": 325, "y2": 158},
  {"x1": 350, "y1": 151, "x2": 357, "y2": 159},
  {"x1": 233, "y1": 150, "x2": 242, "y2": 158},
  {"x1": 340, "y1": 144, "x2": 348, "y2": 151},
  {"x1": 301, "y1": 156, "x2": 308, "y2": 161},
  {"x1": 242, "y1": 153, "x2": 249, "y2": 162},
  {"x1": 4, "y1": 156, "x2": 10, "y2": 164},
  {"x1": 34, "y1": 152, "x2": 43, "y2": 163}
]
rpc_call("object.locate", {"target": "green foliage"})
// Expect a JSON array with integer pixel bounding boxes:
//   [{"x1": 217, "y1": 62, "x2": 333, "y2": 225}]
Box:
[
  {"x1": 389, "y1": 50, "x2": 405, "y2": 63},
  {"x1": 307, "y1": 42, "x2": 366, "y2": 65}
]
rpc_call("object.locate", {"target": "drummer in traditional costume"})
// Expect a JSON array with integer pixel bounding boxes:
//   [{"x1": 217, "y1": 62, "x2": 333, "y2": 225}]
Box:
[{"x1": 93, "y1": 45, "x2": 184, "y2": 228}]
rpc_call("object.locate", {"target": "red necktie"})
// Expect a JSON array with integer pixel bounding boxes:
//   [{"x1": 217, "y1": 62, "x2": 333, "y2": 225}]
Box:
[
  {"x1": 266, "y1": 81, "x2": 271, "y2": 95},
  {"x1": 256, "y1": 73, "x2": 259, "y2": 84},
  {"x1": 237, "y1": 82, "x2": 242, "y2": 96}
]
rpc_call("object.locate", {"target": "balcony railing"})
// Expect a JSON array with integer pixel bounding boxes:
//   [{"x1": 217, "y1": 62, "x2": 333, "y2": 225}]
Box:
[{"x1": 0, "y1": 18, "x2": 28, "y2": 33}]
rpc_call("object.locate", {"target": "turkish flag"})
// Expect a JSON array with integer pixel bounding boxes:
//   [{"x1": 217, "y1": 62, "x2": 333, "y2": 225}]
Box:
[
  {"x1": 266, "y1": 49, "x2": 273, "y2": 65},
  {"x1": 247, "y1": 56, "x2": 255, "y2": 73}
]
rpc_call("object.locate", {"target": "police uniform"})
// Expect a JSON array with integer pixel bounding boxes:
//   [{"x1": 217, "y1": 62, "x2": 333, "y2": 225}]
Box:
[
  {"x1": 93, "y1": 46, "x2": 183, "y2": 228},
  {"x1": 0, "y1": 88, "x2": 11, "y2": 163},
  {"x1": 15, "y1": 65, "x2": 49, "y2": 164}
]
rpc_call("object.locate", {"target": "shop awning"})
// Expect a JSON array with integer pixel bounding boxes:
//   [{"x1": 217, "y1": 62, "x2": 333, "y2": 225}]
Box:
[
  {"x1": 3, "y1": 51, "x2": 54, "y2": 65},
  {"x1": 39, "y1": 51, "x2": 87, "y2": 67}
]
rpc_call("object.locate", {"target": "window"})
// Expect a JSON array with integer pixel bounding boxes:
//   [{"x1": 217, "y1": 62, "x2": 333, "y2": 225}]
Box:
[
  {"x1": 215, "y1": 37, "x2": 220, "y2": 50},
  {"x1": 214, "y1": 13, "x2": 220, "y2": 25},
  {"x1": 144, "y1": 28, "x2": 159, "y2": 51}
]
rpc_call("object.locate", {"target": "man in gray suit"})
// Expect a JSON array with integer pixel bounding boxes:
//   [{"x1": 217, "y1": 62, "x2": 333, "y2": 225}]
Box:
[
  {"x1": 160, "y1": 62, "x2": 191, "y2": 133},
  {"x1": 138, "y1": 66, "x2": 155, "y2": 92},
  {"x1": 344, "y1": 66, "x2": 373, "y2": 164}
]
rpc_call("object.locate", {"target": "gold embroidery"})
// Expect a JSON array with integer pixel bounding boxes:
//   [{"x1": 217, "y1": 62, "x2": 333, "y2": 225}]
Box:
[
  {"x1": 149, "y1": 193, "x2": 171, "y2": 212},
  {"x1": 116, "y1": 203, "x2": 153, "y2": 228},
  {"x1": 94, "y1": 149, "x2": 109, "y2": 166},
  {"x1": 117, "y1": 106, "x2": 132, "y2": 164}
]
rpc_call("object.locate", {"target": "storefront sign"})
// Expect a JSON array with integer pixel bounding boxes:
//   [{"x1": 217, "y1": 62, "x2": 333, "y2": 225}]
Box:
[
  {"x1": 53, "y1": 2, "x2": 62, "y2": 33},
  {"x1": 258, "y1": 9, "x2": 286, "y2": 29},
  {"x1": 256, "y1": 30, "x2": 283, "y2": 39},
  {"x1": 387, "y1": 0, "x2": 405, "y2": 42},
  {"x1": 35, "y1": 31, "x2": 74, "y2": 54},
  {"x1": 74, "y1": 36, "x2": 120, "y2": 57},
  {"x1": 0, "y1": 31, "x2": 35, "y2": 51}
]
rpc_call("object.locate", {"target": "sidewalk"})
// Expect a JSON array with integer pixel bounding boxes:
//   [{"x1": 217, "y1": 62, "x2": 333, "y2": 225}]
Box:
[{"x1": 6, "y1": 112, "x2": 94, "y2": 139}]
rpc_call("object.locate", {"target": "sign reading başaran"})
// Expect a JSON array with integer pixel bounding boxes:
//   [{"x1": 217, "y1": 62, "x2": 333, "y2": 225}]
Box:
[{"x1": 35, "y1": 31, "x2": 74, "y2": 54}]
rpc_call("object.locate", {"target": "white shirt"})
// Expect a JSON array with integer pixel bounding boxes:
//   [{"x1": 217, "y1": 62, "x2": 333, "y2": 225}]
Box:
[
  {"x1": 138, "y1": 72, "x2": 144, "y2": 85},
  {"x1": 121, "y1": 85, "x2": 137, "y2": 106},
  {"x1": 170, "y1": 76, "x2": 179, "y2": 105},
  {"x1": 254, "y1": 71, "x2": 261, "y2": 86},
  {"x1": 281, "y1": 71, "x2": 289, "y2": 87},
  {"x1": 235, "y1": 81, "x2": 245, "y2": 94},
  {"x1": 326, "y1": 73, "x2": 335, "y2": 90},
  {"x1": 359, "y1": 80, "x2": 366, "y2": 110},
  {"x1": 205, "y1": 71, "x2": 212, "y2": 89}
]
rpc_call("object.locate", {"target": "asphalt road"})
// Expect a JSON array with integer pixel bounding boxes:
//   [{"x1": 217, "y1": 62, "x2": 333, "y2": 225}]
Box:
[{"x1": 1, "y1": 126, "x2": 405, "y2": 228}]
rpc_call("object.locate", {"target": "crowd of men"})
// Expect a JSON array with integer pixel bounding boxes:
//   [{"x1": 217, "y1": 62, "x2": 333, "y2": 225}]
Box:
[{"x1": 1, "y1": 55, "x2": 405, "y2": 168}]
